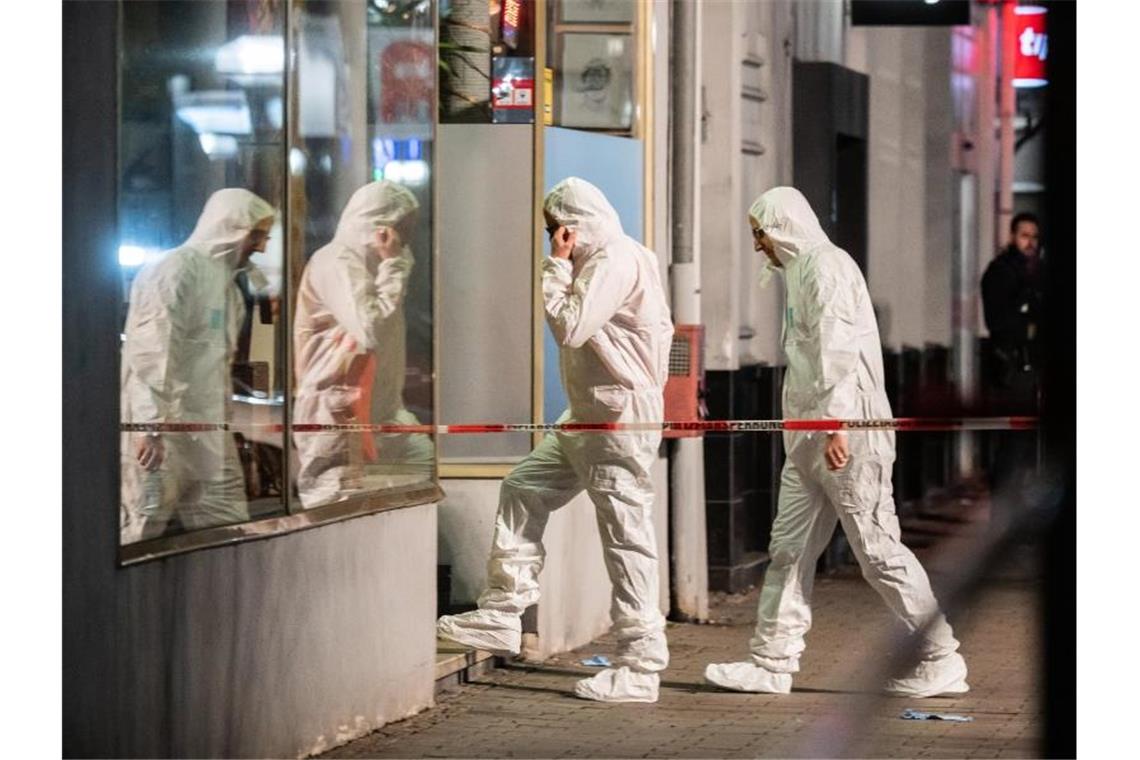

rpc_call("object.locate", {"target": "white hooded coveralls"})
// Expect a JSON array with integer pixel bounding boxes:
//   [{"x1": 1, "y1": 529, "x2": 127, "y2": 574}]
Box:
[
  {"x1": 293, "y1": 181, "x2": 434, "y2": 508},
  {"x1": 706, "y1": 187, "x2": 965, "y2": 697},
  {"x1": 120, "y1": 188, "x2": 276, "y2": 543},
  {"x1": 437, "y1": 177, "x2": 674, "y2": 703}
]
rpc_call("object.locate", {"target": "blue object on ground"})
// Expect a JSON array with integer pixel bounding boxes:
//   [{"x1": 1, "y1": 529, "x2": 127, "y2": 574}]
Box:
[
  {"x1": 900, "y1": 709, "x2": 974, "y2": 723},
  {"x1": 580, "y1": 655, "x2": 612, "y2": 667}
]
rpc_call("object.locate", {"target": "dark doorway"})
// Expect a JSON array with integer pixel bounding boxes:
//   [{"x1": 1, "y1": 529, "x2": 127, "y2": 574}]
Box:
[
  {"x1": 834, "y1": 133, "x2": 868, "y2": 273},
  {"x1": 792, "y1": 61, "x2": 870, "y2": 277}
]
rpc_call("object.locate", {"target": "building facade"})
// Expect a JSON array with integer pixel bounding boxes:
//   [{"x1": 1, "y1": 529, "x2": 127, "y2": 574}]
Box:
[{"x1": 63, "y1": 1, "x2": 1024, "y2": 755}]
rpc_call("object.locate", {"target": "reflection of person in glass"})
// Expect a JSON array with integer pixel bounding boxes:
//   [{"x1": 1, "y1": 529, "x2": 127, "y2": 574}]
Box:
[
  {"x1": 121, "y1": 189, "x2": 277, "y2": 542},
  {"x1": 294, "y1": 180, "x2": 434, "y2": 508}
]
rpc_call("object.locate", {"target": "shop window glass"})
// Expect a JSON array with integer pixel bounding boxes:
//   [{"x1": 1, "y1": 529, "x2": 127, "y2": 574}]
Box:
[
  {"x1": 289, "y1": 0, "x2": 436, "y2": 508},
  {"x1": 546, "y1": 0, "x2": 637, "y2": 134},
  {"x1": 118, "y1": 0, "x2": 289, "y2": 545},
  {"x1": 118, "y1": 0, "x2": 438, "y2": 555}
]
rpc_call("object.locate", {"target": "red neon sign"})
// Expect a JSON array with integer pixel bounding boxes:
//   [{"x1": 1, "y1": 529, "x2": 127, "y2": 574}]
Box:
[
  {"x1": 502, "y1": 0, "x2": 523, "y2": 49},
  {"x1": 1014, "y1": 5, "x2": 1047, "y2": 88}
]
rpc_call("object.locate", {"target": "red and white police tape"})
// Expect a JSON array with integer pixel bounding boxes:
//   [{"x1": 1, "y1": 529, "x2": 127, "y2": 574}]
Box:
[{"x1": 121, "y1": 417, "x2": 1038, "y2": 434}]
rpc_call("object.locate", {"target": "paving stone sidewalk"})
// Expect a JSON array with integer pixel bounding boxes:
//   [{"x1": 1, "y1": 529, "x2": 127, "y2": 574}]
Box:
[{"x1": 324, "y1": 560, "x2": 1043, "y2": 759}]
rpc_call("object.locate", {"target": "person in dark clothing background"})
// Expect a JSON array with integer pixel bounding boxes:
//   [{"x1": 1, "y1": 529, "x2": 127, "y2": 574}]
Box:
[
  {"x1": 981, "y1": 211, "x2": 1045, "y2": 522},
  {"x1": 982, "y1": 212, "x2": 1045, "y2": 393}
]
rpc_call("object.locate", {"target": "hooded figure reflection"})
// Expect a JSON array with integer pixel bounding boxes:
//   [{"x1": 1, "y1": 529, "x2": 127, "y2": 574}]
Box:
[
  {"x1": 120, "y1": 188, "x2": 277, "y2": 543},
  {"x1": 293, "y1": 180, "x2": 435, "y2": 509}
]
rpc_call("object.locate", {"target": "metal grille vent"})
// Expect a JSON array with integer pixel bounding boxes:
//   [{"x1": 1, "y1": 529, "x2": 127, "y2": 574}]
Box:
[{"x1": 669, "y1": 336, "x2": 691, "y2": 376}]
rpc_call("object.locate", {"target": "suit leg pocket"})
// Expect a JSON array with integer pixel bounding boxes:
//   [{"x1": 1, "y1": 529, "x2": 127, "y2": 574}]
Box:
[{"x1": 834, "y1": 459, "x2": 885, "y2": 514}]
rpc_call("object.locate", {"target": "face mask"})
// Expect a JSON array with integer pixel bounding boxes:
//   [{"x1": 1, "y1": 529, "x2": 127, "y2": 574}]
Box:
[
  {"x1": 244, "y1": 263, "x2": 270, "y2": 293},
  {"x1": 757, "y1": 261, "x2": 781, "y2": 289}
]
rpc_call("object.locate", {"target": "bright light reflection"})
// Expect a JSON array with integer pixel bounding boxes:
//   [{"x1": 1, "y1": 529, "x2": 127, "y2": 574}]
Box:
[
  {"x1": 381, "y1": 159, "x2": 430, "y2": 185},
  {"x1": 198, "y1": 133, "x2": 240, "y2": 159},
  {"x1": 175, "y1": 91, "x2": 252, "y2": 135},
  {"x1": 215, "y1": 35, "x2": 285, "y2": 76},
  {"x1": 119, "y1": 245, "x2": 147, "y2": 267}
]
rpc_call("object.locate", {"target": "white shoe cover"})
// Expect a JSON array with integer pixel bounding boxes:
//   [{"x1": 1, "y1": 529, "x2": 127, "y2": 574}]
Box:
[
  {"x1": 704, "y1": 661, "x2": 793, "y2": 694},
  {"x1": 437, "y1": 609, "x2": 521, "y2": 657},
  {"x1": 883, "y1": 652, "x2": 970, "y2": 698},
  {"x1": 573, "y1": 666, "x2": 660, "y2": 703}
]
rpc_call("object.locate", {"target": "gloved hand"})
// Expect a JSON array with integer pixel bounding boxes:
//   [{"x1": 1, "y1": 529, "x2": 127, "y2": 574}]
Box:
[
  {"x1": 135, "y1": 434, "x2": 165, "y2": 472},
  {"x1": 824, "y1": 431, "x2": 849, "y2": 470},
  {"x1": 372, "y1": 226, "x2": 404, "y2": 261},
  {"x1": 550, "y1": 226, "x2": 576, "y2": 260}
]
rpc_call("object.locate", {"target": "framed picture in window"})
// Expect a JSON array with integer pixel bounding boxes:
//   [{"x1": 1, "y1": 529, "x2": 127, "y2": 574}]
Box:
[
  {"x1": 558, "y1": 0, "x2": 635, "y2": 25},
  {"x1": 557, "y1": 32, "x2": 633, "y2": 129}
]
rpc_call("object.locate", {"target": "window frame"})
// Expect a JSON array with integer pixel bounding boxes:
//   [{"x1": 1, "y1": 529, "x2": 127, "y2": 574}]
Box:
[
  {"x1": 116, "y1": 0, "x2": 445, "y2": 566},
  {"x1": 437, "y1": 0, "x2": 655, "y2": 479}
]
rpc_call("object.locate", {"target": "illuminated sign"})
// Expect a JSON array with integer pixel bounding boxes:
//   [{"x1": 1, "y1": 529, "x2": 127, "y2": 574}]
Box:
[
  {"x1": 502, "y1": 0, "x2": 523, "y2": 49},
  {"x1": 1014, "y1": 5, "x2": 1048, "y2": 88}
]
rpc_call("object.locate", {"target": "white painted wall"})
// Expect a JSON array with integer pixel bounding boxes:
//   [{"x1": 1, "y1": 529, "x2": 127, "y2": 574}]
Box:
[
  {"x1": 67, "y1": 505, "x2": 439, "y2": 759},
  {"x1": 699, "y1": 0, "x2": 793, "y2": 370},
  {"x1": 653, "y1": 0, "x2": 671, "y2": 289},
  {"x1": 744, "y1": 0, "x2": 796, "y2": 367},
  {"x1": 847, "y1": 25, "x2": 956, "y2": 351},
  {"x1": 923, "y1": 28, "x2": 955, "y2": 350},
  {"x1": 700, "y1": 4, "x2": 960, "y2": 361},
  {"x1": 794, "y1": 0, "x2": 845, "y2": 65},
  {"x1": 699, "y1": 0, "x2": 744, "y2": 372}
]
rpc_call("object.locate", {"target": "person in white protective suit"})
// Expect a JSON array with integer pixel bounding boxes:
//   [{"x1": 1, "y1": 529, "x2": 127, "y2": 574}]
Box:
[
  {"x1": 437, "y1": 177, "x2": 675, "y2": 703},
  {"x1": 120, "y1": 188, "x2": 276, "y2": 543},
  {"x1": 704, "y1": 187, "x2": 969, "y2": 698},
  {"x1": 293, "y1": 180, "x2": 435, "y2": 509}
]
